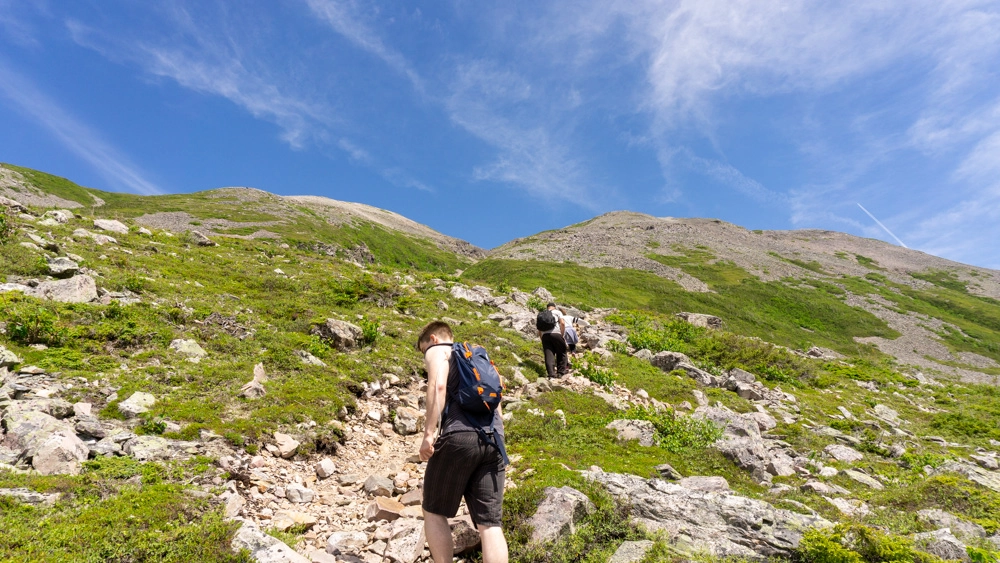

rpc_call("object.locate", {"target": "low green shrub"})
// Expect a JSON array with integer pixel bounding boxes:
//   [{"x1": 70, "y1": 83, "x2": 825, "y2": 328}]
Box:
[
  {"x1": 796, "y1": 524, "x2": 940, "y2": 563},
  {"x1": 621, "y1": 406, "x2": 722, "y2": 453}
]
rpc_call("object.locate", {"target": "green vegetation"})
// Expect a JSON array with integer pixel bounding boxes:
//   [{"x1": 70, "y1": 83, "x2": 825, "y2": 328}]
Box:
[
  {"x1": 796, "y1": 524, "x2": 941, "y2": 563},
  {"x1": 464, "y1": 259, "x2": 897, "y2": 356},
  {"x1": 854, "y1": 254, "x2": 884, "y2": 270},
  {"x1": 621, "y1": 405, "x2": 722, "y2": 452},
  {"x1": 0, "y1": 458, "x2": 250, "y2": 563},
  {"x1": 911, "y1": 269, "x2": 969, "y2": 293},
  {"x1": 768, "y1": 251, "x2": 829, "y2": 274}
]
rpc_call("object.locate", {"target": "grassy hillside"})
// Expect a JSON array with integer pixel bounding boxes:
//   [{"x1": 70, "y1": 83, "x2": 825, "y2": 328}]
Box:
[{"x1": 5, "y1": 165, "x2": 1000, "y2": 561}]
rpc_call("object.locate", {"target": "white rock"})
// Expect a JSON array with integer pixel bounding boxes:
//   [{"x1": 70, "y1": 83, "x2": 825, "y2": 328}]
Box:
[
  {"x1": 93, "y1": 219, "x2": 129, "y2": 234},
  {"x1": 118, "y1": 392, "x2": 156, "y2": 418}
]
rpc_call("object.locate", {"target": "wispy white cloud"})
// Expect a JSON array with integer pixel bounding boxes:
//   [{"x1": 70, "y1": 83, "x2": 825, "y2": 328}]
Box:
[
  {"x1": 337, "y1": 137, "x2": 432, "y2": 192},
  {"x1": 0, "y1": 0, "x2": 42, "y2": 47},
  {"x1": 66, "y1": 17, "x2": 333, "y2": 149},
  {"x1": 337, "y1": 138, "x2": 373, "y2": 163},
  {"x1": 304, "y1": 0, "x2": 423, "y2": 91},
  {"x1": 0, "y1": 59, "x2": 162, "y2": 195}
]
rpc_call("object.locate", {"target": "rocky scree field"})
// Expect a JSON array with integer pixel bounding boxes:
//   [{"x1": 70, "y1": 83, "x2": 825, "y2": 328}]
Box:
[{"x1": 3, "y1": 164, "x2": 1000, "y2": 562}]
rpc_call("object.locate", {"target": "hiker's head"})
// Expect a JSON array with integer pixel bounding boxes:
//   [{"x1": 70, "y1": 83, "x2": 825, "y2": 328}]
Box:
[
  {"x1": 546, "y1": 302, "x2": 556, "y2": 310},
  {"x1": 416, "y1": 321, "x2": 453, "y2": 353}
]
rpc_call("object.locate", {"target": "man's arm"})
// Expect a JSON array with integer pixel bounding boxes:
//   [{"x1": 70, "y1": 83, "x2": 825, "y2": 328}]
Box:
[
  {"x1": 559, "y1": 317, "x2": 566, "y2": 337},
  {"x1": 420, "y1": 347, "x2": 449, "y2": 461}
]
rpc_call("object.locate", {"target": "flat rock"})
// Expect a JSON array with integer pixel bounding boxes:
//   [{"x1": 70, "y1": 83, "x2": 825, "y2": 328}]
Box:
[
  {"x1": 843, "y1": 469, "x2": 884, "y2": 490},
  {"x1": 364, "y1": 475, "x2": 394, "y2": 497},
  {"x1": 366, "y1": 496, "x2": 405, "y2": 522},
  {"x1": 123, "y1": 435, "x2": 172, "y2": 461},
  {"x1": 271, "y1": 510, "x2": 317, "y2": 532},
  {"x1": 824, "y1": 496, "x2": 870, "y2": 517},
  {"x1": 650, "y1": 351, "x2": 692, "y2": 372},
  {"x1": 27, "y1": 275, "x2": 98, "y2": 303},
  {"x1": 46, "y1": 257, "x2": 79, "y2": 278},
  {"x1": 93, "y1": 219, "x2": 129, "y2": 234},
  {"x1": 0, "y1": 487, "x2": 62, "y2": 505},
  {"x1": 118, "y1": 392, "x2": 156, "y2": 418},
  {"x1": 917, "y1": 509, "x2": 986, "y2": 541},
  {"x1": 824, "y1": 444, "x2": 863, "y2": 463},
  {"x1": 310, "y1": 319, "x2": 364, "y2": 351}
]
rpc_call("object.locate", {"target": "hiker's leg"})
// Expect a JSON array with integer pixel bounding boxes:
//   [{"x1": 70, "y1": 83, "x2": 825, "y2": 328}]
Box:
[
  {"x1": 478, "y1": 525, "x2": 508, "y2": 563},
  {"x1": 424, "y1": 511, "x2": 454, "y2": 563},
  {"x1": 554, "y1": 337, "x2": 568, "y2": 375},
  {"x1": 541, "y1": 335, "x2": 557, "y2": 377}
]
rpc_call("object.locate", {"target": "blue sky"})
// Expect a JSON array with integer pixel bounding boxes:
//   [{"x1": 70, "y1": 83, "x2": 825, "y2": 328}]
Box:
[{"x1": 2, "y1": 2, "x2": 1000, "y2": 268}]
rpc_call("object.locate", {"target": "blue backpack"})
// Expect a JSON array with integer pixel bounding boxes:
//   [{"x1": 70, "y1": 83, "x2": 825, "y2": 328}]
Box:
[{"x1": 444, "y1": 342, "x2": 509, "y2": 466}]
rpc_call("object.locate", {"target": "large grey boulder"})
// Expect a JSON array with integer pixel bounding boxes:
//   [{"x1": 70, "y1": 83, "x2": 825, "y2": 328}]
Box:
[
  {"x1": 27, "y1": 275, "x2": 97, "y2": 303},
  {"x1": 0, "y1": 346, "x2": 20, "y2": 368},
  {"x1": 586, "y1": 470, "x2": 830, "y2": 559},
  {"x1": 449, "y1": 285, "x2": 488, "y2": 305},
  {"x1": 2, "y1": 409, "x2": 87, "y2": 475},
  {"x1": 93, "y1": 219, "x2": 129, "y2": 234},
  {"x1": 231, "y1": 519, "x2": 310, "y2": 563},
  {"x1": 311, "y1": 319, "x2": 364, "y2": 351},
  {"x1": 824, "y1": 444, "x2": 863, "y2": 463},
  {"x1": 527, "y1": 486, "x2": 595, "y2": 543}
]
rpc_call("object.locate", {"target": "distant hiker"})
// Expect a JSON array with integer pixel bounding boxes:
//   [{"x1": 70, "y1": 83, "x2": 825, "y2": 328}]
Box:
[
  {"x1": 560, "y1": 308, "x2": 579, "y2": 356},
  {"x1": 537, "y1": 302, "x2": 568, "y2": 377},
  {"x1": 417, "y1": 321, "x2": 509, "y2": 563}
]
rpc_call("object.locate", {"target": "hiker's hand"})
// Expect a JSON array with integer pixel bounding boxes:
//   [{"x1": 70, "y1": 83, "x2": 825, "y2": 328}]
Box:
[{"x1": 419, "y1": 435, "x2": 435, "y2": 461}]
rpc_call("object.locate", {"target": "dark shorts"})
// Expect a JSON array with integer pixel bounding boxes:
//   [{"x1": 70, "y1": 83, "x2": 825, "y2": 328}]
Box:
[{"x1": 423, "y1": 431, "x2": 505, "y2": 527}]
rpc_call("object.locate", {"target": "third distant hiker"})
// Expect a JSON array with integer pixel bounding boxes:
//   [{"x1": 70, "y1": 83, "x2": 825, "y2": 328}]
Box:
[{"x1": 536, "y1": 302, "x2": 568, "y2": 377}]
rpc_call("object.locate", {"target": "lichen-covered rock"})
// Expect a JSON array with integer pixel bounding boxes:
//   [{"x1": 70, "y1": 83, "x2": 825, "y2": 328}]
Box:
[
  {"x1": 606, "y1": 419, "x2": 655, "y2": 447},
  {"x1": 27, "y1": 275, "x2": 98, "y2": 303},
  {"x1": 911, "y1": 529, "x2": 969, "y2": 562},
  {"x1": 118, "y1": 392, "x2": 156, "y2": 418},
  {"x1": 46, "y1": 257, "x2": 80, "y2": 278},
  {"x1": 93, "y1": 219, "x2": 129, "y2": 234},
  {"x1": 675, "y1": 312, "x2": 723, "y2": 329}
]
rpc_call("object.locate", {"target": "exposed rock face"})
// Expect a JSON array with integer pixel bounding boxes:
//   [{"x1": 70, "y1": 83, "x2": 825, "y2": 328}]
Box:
[
  {"x1": 311, "y1": 319, "x2": 364, "y2": 351},
  {"x1": 585, "y1": 470, "x2": 831, "y2": 559},
  {"x1": 917, "y1": 509, "x2": 987, "y2": 542},
  {"x1": 609, "y1": 540, "x2": 655, "y2": 563},
  {"x1": 449, "y1": 285, "x2": 490, "y2": 305},
  {"x1": 650, "y1": 351, "x2": 692, "y2": 372},
  {"x1": 527, "y1": 486, "x2": 595, "y2": 543}
]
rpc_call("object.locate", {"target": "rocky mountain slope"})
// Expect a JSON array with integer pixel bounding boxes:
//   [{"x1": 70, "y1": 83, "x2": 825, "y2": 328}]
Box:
[{"x1": 5, "y1": 164, "x2": 1000, "y2": 563}]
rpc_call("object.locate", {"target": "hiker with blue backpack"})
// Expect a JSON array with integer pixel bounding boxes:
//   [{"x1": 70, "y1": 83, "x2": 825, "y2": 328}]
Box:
[
  {"x1": 537, "y1": 302, "x2": 569, "y2": 377},
  {"x1": 417, "y1": 321, "x2": 509, "y2": 563}
]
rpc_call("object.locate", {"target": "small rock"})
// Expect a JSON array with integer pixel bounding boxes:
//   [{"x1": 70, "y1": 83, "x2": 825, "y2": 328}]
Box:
[
  {"x1": 315, "y1": 458, "x2": 336, "y2": 479},
  {"x1": 911, "y1": 528, "x2": 969, "y2": 562},
  {"x1": 46, "y1": 257, "x2": 80, "y2": 278},
  {"x1": 326, "y1": 530, "x2": 368, "y2": 555},
  {"x1": 118, "y1": 392, "x2": 156, "y2": 418},
  {"x1": 364, "y1": 475, "x2": 394, "y2": 497},
  {"x1": 824, "y1": 444, "x2": 863, "y2": 463},
  {"x1": 366, "y1": 496, "x2": 405, "y2": 521},
  {"x1": 169, "y1": 339, "x2": 207, "y2": 359},
  {"x1": 271, "y1": 510, "x2": 317, "y2": 531},
  {"x1": 191, "y1": 231, "x2": 217, "y2": 246},
  {"x1": 654, "y1": 463, "x2": 682, "y2": 480},
  {"x1": 286, "y1": 484, "x2": 316, "y2": 504},
  {"x1": 843, "y1": 469, "x2": 884, "y2": 490},
  {"x1": 273, "y1": 432, "x2": 300, "y2": 459},
  {"x1": 393, "y1": 407, "x2": 424, "y2": 436}
]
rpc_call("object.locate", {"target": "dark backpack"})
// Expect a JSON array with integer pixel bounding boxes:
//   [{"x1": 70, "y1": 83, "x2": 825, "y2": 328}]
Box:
[
  {"x1": 536, "y1": 310, "x2": 557, "y2": 331},
  {"x1": 446, "y1": 342, "x2": 509, "y2": 465}
]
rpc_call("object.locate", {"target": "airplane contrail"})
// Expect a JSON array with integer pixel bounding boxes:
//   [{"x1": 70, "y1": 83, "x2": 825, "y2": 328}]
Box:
[{"x1": 857, "y1": 203, "x2": 908, "y2": 248}]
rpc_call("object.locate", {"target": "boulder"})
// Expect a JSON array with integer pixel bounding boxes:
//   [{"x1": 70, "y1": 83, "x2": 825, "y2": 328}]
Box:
[
  {"x1": 364, "y1": 475, "x2": 394, "y2": 497},
  {"x1": 74, "y1": 416, "x2": 107, "y2": 439},
  {"x1": 311, "y1": 319, "x2": 364, "y2": 351},
  {"x1": 93, "y1": 219, "x2": 129, "y2": 234},
  {"x1": 191, "y1": 231, "x2": 217, "y2": 246},
  {"x1": 366, "y1": 496, "x2": 405, "y2": 522},
  {"x1": 72, "y1": 228, "x2": 117, "y2": 246},
  {"x1": 393, "y1": 407, "x2": 424, "y2": 436},
  {"x1": 654, "y1": 463, "x2": 683, "y2": 480},
  {"x1": 296, "y1": 350, "x2": 327, "y2": 367},
  {"x1": 527, "y1": 486, "x2": 595, "y2": 543},
  {"x1": 224, "y1": 493, "x2": 245, "y2": 518},
  {"x1": 383, "y1": 518, "x2": 426, "y2": 563},
  {"x1": 842, "y1": 469, "x2": 884, "y2": 490},
  {"x1": 326, "y1": 531, "x2": 368, "y2": 555},
  {"x1": 123, "y1": 436, "x2": 172, "y2": 461},
  {"x1": 675, "y1": 312, "x2": 723, "y2": 329},
  {"x1": 231, "y1": 520, "x2": 310, "y2": 563},
  {"x1": 31, "y1": 431, "x2": 89, "y2": 475},
  {"x1": 285, "y1": 484, "x2": 316, "y2": 504},
  {"x1": 824, "y1": 444, "x2": 863, "y2": 463},
  {"x1": 326, "y1": 530, "x2": 368, "y2": 555},
  {"x1": 315, "y1": 458, "x2": 336, "y2": 480},
  {"x1": 911, "y1": 529, "x2": 969, "y2": 562},
  {"x1": 27, "y1": 275, "x2": 97, "y2": 303},
  {"x1": 0, "y1": 346, "x2": 21, "y2": 368},
  {"x1": 586, "y1": 470, "x2": 831, "y2": 559},
  {"x1": 650, "y1": 351, "x2": 692, "y2": 372},
  {"x1": 118, "y1": 392, "x2": 156, "y2": 418},
  {"x1": 532, "y1": 287, "x2": 555, "y2": 302},
  {"x1": 273, "y1": 432, "x2": 300, "y2": 459},
  {"x1": 46, "y1": 257, "x2": 80, "y2": 278},
  {"x1": 240, "y1": 363, "x2": 267, "y2": 399},
  {"x1": 449, "y1": 285, "x2": 487, "y2": 305},
  {"x1": 0, "y1": 487, "x2": 61, "y2": 505},
  {"x1": 606, "y1": 419, "x2": 655, "y2": 447}
]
